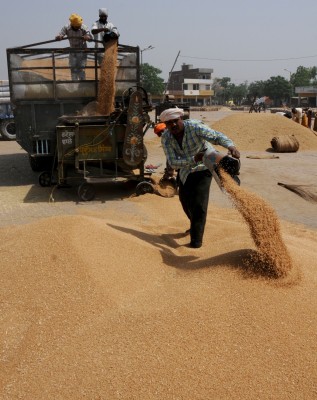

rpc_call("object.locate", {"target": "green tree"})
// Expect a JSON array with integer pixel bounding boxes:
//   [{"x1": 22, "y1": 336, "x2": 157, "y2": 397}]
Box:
[
  {"x1": 309, "y1": 66, "x2": 317, "y2": 85},
  {"x1": 212, "y1": 77, "x2": 232, "y2": 104},
  {"x1": 292, "y1": 66, "x2": 317, "y2": 87},
  {"x1": 140, "y1": 63, "x2": 165, "y2": 95},
  {"x1": 247, "y1": 80, "x2": 266, "y2": 101},
  {"x1": 231, "y1": 83, "x2": 248, "y2": 105},
  {"x1": 211, "y1": 78, "x2": 223, "y2": 104},
  {"x1": 218, "y1": 77, "x2": 231, "y2": 89},
  {"x1": 263, "y1": 76, "x2": 290, "y2": 106}
]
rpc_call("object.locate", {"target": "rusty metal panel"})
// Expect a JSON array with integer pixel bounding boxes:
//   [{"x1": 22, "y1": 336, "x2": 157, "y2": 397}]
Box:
[
  {"x1": 76, "y1": 125, "x2": 116, "y2": 161},
  {"x1": 56, "y1": 126, "x2": 76, "y2": 164}
]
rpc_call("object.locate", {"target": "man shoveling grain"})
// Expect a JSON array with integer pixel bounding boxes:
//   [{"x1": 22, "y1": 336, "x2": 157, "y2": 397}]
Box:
[{"x1": 160, "y1": 107, "x2": 240, "y2": 248}]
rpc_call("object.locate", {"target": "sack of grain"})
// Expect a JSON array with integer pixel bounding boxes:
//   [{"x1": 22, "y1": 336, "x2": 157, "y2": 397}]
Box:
[{"x1": 270, "y1": 135, "x2": 299, "y2": 153}]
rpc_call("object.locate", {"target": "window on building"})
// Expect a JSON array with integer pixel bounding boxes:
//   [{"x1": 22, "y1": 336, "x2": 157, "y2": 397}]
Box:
[
  {"x1": 206, "y1": 85, "x2": 210, "y2": 90},
  {"x1": 193, "y1": 84, "x2": 199, "y2": 90},
  {"x1": 183, "y1": 84, "x2": 188, "y2": 90},
  {"x1": 198, "y1": 74, "x2": 211, "y2": 79}
]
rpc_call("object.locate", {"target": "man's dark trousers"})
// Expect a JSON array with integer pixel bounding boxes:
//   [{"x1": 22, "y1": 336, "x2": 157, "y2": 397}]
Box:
[{"x1": 178, "y1": 169, "x2": 212, "y2": 246}]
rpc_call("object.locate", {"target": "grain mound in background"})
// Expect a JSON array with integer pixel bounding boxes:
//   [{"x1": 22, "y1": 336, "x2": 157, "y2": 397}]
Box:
[
  {"x1": 271, "y1": 135, "x2": 299, "y2": 152},
  {"x1": 97, "y1": 40, "x2": 118, "y2": 115},
  {"x1": 220, "y1": 170, "x2": 293, "y2": 278},
  {"x1": 211, "y1": 113, "x2": 317, "y2": 151}
]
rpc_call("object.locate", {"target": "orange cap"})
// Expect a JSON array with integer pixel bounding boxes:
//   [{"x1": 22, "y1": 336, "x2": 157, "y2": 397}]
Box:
[{"x1": 154, "y1": 122, "x2": 166, "y2": 136}]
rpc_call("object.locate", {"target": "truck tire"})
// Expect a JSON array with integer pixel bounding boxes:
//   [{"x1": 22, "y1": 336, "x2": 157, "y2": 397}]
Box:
[
  {"x1": 29, "y1": 155, "x2": 42, "y2": 172},
  {"x1": 78, "y1": 182, "x2": 96, "y2": 201},
  {"x1": 1, "y1": 119, "x2": 16, "y2": 140}
]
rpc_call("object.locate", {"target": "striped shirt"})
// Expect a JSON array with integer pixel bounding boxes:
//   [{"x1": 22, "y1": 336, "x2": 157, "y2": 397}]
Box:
[
  {"x1": 57, "y1": 25, "x2": 91, "y2": 48},
  {"x1": 161, "y1": 119, "x2": 235, "y2": 184}
]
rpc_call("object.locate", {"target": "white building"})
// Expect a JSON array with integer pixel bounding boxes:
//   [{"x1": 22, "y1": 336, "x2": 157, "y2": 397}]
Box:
[{"x1": 166, "y1": 64, "x2": 214, "y2": 106}]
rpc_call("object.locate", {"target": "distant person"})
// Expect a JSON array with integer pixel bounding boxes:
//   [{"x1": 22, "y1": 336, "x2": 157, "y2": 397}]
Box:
[
  {"x1": 313, "y1": 112, "x2": 317, "y2": 132},
  {"x1": 291, "y1": 107, "x2": 303, "y2": 124},
  {"x1": 307, "y1": 108, "x2": 313, "y2": 129},
  {"x1": 91, "y1": 8, "x2": 120, "y2": 64},
  {"x1": 301, "y1": 109, "x2": 308, "y2": 127},
  {"x1": 249, "y1": 96, "x2": 261, "y2": 113},
  {"x1": 55, "y1": 14, "x2": 92, "y2": 80}
]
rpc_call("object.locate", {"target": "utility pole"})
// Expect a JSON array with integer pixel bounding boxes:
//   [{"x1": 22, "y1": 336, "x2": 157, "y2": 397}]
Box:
[
  {"x1": 140, "y1": 45, "x2": 154, "y2": 84},
  {"x1": 284, "y1": 68, "x2": 292, "y2": 105},
  {"x1": 162, "y1": 50, "x2": 181, "y2": 102}
]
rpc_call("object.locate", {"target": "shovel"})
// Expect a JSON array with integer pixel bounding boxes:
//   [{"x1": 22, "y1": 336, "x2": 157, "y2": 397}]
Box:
[{"x1": 202, "y1": 148, "x2": 240, "y2": 192}]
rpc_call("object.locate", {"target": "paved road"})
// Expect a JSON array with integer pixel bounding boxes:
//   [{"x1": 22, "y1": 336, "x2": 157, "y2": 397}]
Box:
[
  {"x1": 0, "y1": 140, "x2": 145, "y2": 228},
  {"x1": 1, "y1": 110, "x2": 316, "y2": 230},
  {"x1": 0, "y1": 110, "x2": 237, "y2": 228}
]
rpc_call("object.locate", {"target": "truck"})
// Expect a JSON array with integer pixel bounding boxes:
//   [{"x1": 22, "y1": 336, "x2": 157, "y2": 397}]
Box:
[
  {"x1": 6, "y1": 39, "x2": 155, "y2": 199},
  {"x1": 0, "y1": 80, "x2": 15, "y2": 140}
]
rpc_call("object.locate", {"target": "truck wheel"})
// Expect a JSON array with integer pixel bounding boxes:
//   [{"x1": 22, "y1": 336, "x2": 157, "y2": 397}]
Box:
[
  {"x1": 78, "y1": 183, "x2": 95, "y2": 201},
  {"x1": 39, "y1": 171, "x2": 52, "y2": 187},
  {"x1": 29, "y1": 155, "x2": 40, "y2": 171},
  {"x1": 1, "y1": 119, "x2": 16, "y2": 140},
  {"x1": 135, "y1": 181, "x2": 154, "y2": 196}
]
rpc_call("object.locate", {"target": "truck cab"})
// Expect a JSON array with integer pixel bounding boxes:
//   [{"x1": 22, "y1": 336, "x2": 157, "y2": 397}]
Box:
[{"x1": 0, "y1": 80, "x2": 15, "y2": 140}]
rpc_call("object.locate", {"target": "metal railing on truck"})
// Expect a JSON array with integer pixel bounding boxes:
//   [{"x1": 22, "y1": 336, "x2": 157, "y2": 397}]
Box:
[{"x1": 6, "y1": 39, "x2": 141, "y2": 170}]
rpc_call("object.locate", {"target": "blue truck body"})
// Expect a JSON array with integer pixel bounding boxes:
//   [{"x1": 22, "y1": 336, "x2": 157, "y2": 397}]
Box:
[{"x1": 0, "y1": 80, "x2": 15, "y2": 140}]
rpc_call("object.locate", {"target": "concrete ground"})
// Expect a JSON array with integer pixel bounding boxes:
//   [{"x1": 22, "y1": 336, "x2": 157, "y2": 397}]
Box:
[{"x1": 0, "y1": 110, "x2": 316, "y2": 230}]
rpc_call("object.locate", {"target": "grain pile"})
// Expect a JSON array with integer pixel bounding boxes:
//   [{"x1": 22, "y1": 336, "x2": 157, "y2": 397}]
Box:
[
  {"x1": 150, "y1": 175, "x2": 177, "y2": 198},
  {"x1": 0, "y1": 200, "x2": 316, "y2": 399},
  {"x1": 1, "y1": 111, "x2": 317, "y2": 399},
  {"x1": 211, "y1": 113, "x2": 317, "y2": 151}
]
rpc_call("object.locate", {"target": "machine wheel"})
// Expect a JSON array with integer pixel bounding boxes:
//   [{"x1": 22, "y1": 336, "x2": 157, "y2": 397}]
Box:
[
  {"x1": 78, "y1": 183, "x2": 95, "y2": 201},
  {"x1": 1, "y1": 119, "x2": 16, "y2": 140},
  {"x1": 39, "y1": 171, "x2": 53, "y2": 187},
  {"x1": 135, "y1": 181, "x2": 154, "y2": 196}
]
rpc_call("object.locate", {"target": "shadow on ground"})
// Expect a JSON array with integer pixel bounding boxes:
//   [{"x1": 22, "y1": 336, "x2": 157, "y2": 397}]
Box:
[{"x1": 23, "y1": 180, "x2": 140, "y2": 204}]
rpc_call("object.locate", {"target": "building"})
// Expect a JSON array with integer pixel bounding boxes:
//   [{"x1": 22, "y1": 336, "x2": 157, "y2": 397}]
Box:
[
  {"x1": 294, "y1": 86, "x2": 317, "y2": 107},
  {"x1": 166, "y1": 64, "x2": 214, "y2": 106}
]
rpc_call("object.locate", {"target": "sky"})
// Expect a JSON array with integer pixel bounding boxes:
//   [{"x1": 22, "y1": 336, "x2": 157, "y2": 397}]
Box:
[{"x1": 1, "y1": 0, "x2": 317, "y2": 84}]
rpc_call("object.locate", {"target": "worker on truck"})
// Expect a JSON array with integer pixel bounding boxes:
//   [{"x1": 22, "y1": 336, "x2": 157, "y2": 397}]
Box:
[
  {"x1": 91, "y1": 8, "x2": 120, "y2": 65},
  {"x1": 55, "y1": 13, "x2": 92, "y2": 80}
]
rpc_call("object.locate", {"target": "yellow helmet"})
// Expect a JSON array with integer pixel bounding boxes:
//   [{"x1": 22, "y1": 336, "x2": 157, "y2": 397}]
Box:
[{"x1": 69, "y1": 13, "x2": 83, "y2": 28}]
